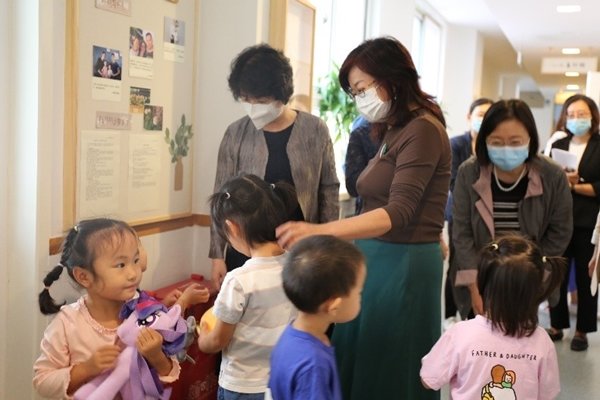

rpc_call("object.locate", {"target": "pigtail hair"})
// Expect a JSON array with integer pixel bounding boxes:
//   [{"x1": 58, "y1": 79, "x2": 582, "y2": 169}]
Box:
[
  {"x1": 538, "y1": 255, "x2": 567, "y2": 304},
  {"x1": 38, "y1": 228, "x2": 78, "y2": 315},
  {"x1": 38, "y1": 265, "x2": 66, "y2": 315}
]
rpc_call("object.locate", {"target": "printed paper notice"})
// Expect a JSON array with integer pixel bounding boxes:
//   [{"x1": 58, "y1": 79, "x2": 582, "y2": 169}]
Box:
[
  {"x1": 551, "y1": 148, "x2": 578, "y2": 171},
  {"x1": 79, "y1": 131, "x2": 120, "y2": 218},
  {"x1": 128, "y1": 134, "x2": 161, "y2": 212}
]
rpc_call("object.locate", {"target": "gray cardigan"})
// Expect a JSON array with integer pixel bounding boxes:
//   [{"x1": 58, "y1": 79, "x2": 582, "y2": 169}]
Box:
[
  {"x1": 209, "y1": 111, "x2": 340, "y2": 259},
  {"x1": 452, "y1": 155, "x2": 573, "y2": 286}
]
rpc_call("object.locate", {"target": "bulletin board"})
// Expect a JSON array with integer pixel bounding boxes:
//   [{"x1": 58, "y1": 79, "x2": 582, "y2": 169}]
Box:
[{"x1": 63, "y1": 0, "x2": 196, "y2": 230}]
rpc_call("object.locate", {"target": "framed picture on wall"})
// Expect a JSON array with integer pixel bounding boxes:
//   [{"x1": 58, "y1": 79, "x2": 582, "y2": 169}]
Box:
[{"x1": 269, "y1": 0, "x2": 316, "y2": 113}]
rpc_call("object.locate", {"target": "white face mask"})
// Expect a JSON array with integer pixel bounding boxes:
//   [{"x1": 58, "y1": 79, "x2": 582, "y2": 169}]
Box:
[
  {"x1": 355, "y1": 86, "x2": 391, "y2": 122},
  {"x1": 241, "y1": 101, "x2": 284, "y2": 130}
]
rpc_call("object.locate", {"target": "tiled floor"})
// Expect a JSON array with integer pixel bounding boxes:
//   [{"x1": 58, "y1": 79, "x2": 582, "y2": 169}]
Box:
[{"x1": 538, "y1": 305, "x2": 600, "y2": 399}]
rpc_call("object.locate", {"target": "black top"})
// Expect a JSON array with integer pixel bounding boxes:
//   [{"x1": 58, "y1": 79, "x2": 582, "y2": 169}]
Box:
[
  {"x1": 552, "y1": 134, "x2": 600, "y2": 229},
  {"x1": 264, "y1": 124, "x2": 304, "y2": 221},
  {"x1": 491, "y1": 173, "x2": 528, "y2": 233}
]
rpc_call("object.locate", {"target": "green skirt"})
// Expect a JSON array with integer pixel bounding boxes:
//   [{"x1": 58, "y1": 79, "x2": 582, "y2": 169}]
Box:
[{"x1": 332, "y1": 239, "x2": 442, "y2": 400}]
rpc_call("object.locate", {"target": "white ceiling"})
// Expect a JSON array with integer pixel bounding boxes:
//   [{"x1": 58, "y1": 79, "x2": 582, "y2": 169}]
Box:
[{"x1": 426, "y1": 0, "x2": 600, "y2": 91}]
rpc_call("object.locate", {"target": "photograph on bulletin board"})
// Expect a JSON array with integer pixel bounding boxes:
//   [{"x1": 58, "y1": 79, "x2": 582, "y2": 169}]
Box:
[
  {"x1": 92, "y1": 46, "x2": 122, "y2": 80},
  {"x1": 129, "y1": 26, "x2": 154, "y2": 78},
  {"x1": 163, "y1": 16, "x2": 185, "y2": 63},
  {"x1": 144, "y1": 105, "x2": 163, "y2": 131},
  {"x1": 130, "y1": 86, "x2": 151, "y2": 113}
]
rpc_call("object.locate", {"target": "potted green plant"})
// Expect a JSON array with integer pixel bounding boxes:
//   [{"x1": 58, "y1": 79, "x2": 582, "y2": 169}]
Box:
[
  {"x1": 317, "y1": 64, "x2": 357, "y2": 143},
  {"x1": 164, "y1": 113, "x2": 193, "y2": 191}
]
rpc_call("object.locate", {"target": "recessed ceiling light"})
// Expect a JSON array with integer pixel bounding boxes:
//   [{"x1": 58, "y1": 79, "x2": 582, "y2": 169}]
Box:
[
  {"x1": 562, "y1": 48, "x2": 581, "y2": 55},
  {"x1": 566, "y1": 84, "x2": 580, "y2": 90},
  {"x1": 557, "y1": 5, "x2": 582, "y2": 13},
  {"x1": 565, "y1": 72, "x2": 580, "y2": 77}
]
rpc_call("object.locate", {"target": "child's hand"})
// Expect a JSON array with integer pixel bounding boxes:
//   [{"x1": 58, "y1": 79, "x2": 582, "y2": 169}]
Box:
[
  {"x1": 177, "y1": 283, "x2": 210, "y2": 310},
  {"x1": 162, "y1": 288, "x2": 183, "y2": 307},
  {"x1": 67, "y1": 345, "x2": 121, "y2": 394},
  {"x1": 83, "y1": 344, "x2": 121, "y2": 376},
  {"x1": 136, "y1": 327, "x2": 172, "y2": 375},
  {"x1": 136, "y1": 327, "x2": 164, "y2": 361}
]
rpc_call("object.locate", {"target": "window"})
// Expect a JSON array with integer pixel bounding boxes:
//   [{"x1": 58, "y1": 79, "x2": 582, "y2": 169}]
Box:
[{"x1": 412, "y1": 10, "x2": 443, "y2": 97}]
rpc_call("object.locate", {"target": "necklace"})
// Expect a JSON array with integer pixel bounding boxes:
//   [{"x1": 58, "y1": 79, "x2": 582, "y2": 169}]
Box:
[{"x1": 493, "y1": 165, "x2": 527, "y2": 192}]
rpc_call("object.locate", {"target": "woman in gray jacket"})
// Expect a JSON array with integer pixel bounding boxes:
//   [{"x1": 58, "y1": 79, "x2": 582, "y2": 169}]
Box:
[
  {"x1": 452, "y1": 99, "x2": 573, "y2": 316},
  {"x1": 210, "y1": 44, "x2": 339, "y2": 286}
]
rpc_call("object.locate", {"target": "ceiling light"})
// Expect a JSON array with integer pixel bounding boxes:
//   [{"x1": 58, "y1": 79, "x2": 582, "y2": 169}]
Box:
[
  {"x1": 565, "y1": 72, "x2": 580, "y2": 77},
  {"x1": 566, "y1": 84, "x2": 580, "y2": 90},
  {"x1": 562, "y1": 48, "x2": 581, "y2": 55},
  {"x1": 557, "y1": 5, "x2": 582, "y2": 13}
]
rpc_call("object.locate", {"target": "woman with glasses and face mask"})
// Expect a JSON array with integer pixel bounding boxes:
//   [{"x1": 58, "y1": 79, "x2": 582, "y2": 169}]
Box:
[
  {"x1": 209, "y1": 44, "x2": 339, "y2": 288},
  {"x1": 452, "y1": 99, "x2": 573, "y2": 320},
  {"x1": 276, "y1": 36, "x2": 451, "y2": 400},
  {"x1": 547, "y1": 94, "x2": 600, "y2": 351}
]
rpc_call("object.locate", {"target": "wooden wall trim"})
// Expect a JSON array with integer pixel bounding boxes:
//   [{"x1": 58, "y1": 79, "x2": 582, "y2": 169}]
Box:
[{"x1": 49, "y1": 213, "x2": 211, "y2": 255}]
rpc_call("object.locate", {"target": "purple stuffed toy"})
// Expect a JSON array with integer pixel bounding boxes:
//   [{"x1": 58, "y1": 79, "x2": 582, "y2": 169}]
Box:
[{"x1": 74, "y1": 291, "x2": 187, "y2": 400}]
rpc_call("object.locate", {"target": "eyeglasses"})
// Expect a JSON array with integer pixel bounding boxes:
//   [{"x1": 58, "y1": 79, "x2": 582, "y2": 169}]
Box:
[
  {"x1": 349, "y1": 81, "x2": 379, "y2": 99},
  {"x1": 486, "y1": 139, "x2": 530, "y2": 147}
]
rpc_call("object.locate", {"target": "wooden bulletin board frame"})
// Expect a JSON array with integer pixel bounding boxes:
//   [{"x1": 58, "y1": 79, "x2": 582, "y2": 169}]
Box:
[
  {"x1": 269, "y1": 0, "x2": 316, "y2": 113},
  {"x1": 62, "y1": 0, "x2": 196, "y2": 233}
]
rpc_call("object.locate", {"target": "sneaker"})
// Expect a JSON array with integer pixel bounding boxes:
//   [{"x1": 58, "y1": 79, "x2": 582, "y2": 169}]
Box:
[{"x1": 570, "y1": 336, "x2": 588, "y2": 351}]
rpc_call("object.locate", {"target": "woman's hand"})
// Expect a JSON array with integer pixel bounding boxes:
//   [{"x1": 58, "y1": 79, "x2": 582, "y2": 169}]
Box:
[
  {"x1": 276, "y1": 221, "x2": 323, "y2": 249},
  {"x1": 211, "y1": 258, "x2": 227, "y2": 290},
  {"x1": 589, "y1": 245, "x2": 599, "y2": 278},
  {"x1": 469, "y1": 283, "x2": 484, "y2": 316},
  {"x1": 440, "y1": 237, "x2": 449, "y2": 260},
  {"x1": 565, "y1": 170, "x2": 579, "y2": 186}
]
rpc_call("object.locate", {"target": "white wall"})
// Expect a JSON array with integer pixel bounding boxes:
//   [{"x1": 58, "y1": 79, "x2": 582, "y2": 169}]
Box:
[
  {"x1": 0, "y1": 0, "x2": 9, "y2": 394},
  {"x1": 530, "y1": 87, "x2": 555, "y2": 148},
  {"x1": 192, "y1": 0, "x2": 270, "y2": 267},
  {"x1": 366, "y1": 0, "x2": 416, "y2": 47},
  {"x1": 4, "y1": 0, "x2": 43, "y2": 398},
  {"x1": 440, "y1": 24, "x2": 484, "y2": 137}
]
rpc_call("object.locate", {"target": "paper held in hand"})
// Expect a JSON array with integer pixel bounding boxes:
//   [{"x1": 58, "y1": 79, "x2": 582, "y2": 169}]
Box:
[{"x1": 551, "y1": 148, "x2": 578, "y2": 171}]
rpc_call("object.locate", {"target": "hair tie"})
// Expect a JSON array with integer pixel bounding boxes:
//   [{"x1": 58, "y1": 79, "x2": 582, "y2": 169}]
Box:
[
  {"x1": 224, "y1": 192, "x2": 231, "y2": 199},
  {"x1": 542, "y1": 256, "x2": 547, "y2": 263},
  {"x1": 44, "y1": 286, "x2": 51, "y2": 290},
  {"x1": 73, "y1": 224, "x2": 79, "y2": 232},
  {"x1": 270, "y1": 183, "x2": 275, "y2": 190},
  {"x1": 490, "y1": 243, "x2": 499, "y2": 251}
]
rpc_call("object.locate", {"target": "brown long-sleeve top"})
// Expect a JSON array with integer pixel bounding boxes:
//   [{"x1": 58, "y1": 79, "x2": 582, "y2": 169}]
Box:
[{"x1": 356, "y1": 112, "x2": 450, "y2": 243}]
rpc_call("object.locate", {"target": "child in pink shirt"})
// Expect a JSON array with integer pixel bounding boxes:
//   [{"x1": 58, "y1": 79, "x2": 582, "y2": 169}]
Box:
[
  {"x1": 33, "y1": 219, "x2": 203, "y2": 399},
  {"x1": 421, "y1": 233, "x2": 565, "y2": 400}
]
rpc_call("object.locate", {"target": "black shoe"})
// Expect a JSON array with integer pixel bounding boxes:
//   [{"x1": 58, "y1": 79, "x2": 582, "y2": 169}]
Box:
[
  {"x1": 546, "y1": 328, "x2": 564, "y2": 341},
  {"x1": 570, "y1": 336, "x2": 589, "y2": 351}
]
